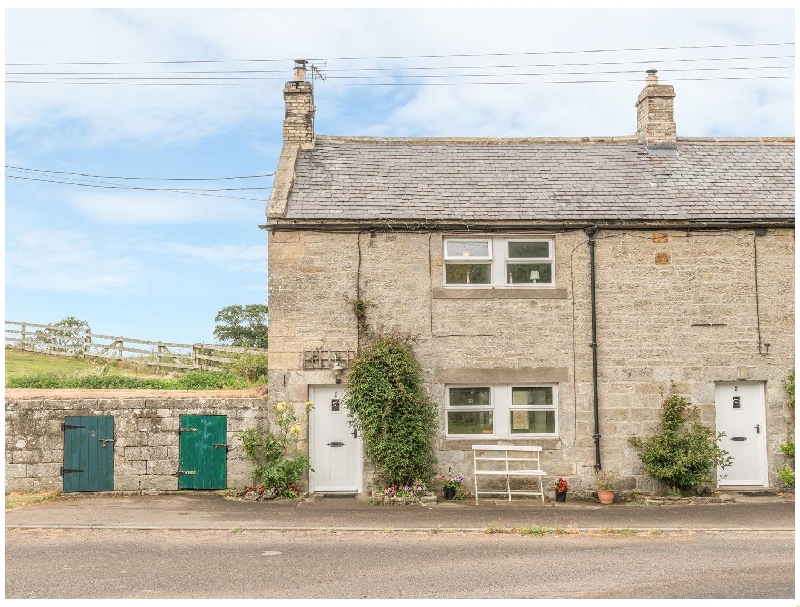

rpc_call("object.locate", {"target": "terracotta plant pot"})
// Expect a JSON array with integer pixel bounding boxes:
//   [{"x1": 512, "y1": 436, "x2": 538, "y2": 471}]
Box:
[{"x1": 597, "y1": 490, "x2": 615, "y2": 505}]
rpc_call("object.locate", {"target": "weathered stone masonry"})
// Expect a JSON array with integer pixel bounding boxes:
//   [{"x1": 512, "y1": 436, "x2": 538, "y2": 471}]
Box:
[
  {"x1": 268, "y1": 227, "x2": 794, "y2": 494},
  {"x1": 5, "y1": 390, "x2": 275, "y2": 493}
]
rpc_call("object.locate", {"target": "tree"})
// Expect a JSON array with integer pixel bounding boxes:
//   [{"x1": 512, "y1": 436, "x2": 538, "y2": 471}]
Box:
[
  {"x1": 213, "y1": 304, "x2": 268, "y2": 349},
  {"x1": 32, "y1": 316, "x2": 91, "y2": 355}
]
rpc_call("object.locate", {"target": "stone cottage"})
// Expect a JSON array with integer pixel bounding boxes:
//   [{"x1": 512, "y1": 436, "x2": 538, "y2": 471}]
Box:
[{"x1": 266, "y1": 62, "x2": 794, "y2": 497}]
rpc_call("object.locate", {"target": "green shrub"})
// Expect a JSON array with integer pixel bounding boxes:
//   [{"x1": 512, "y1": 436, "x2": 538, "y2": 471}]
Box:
[
  {"x1": 172, "y1": 371, "x2": 248, "y2": 390},
  {"x1": 7, "y1": 372, "x2": 67, "y2": 388},
  {"x1": 344, "y1": 336, "x2": 438, "y2": 487},
  {"x1": 629, "y1": 394, "x2": 732, "y2": 495},
  {"x1": 6, "y1": 370, "x2": 247, "y2": 390},
  {"x1": 228, "y1": 352, "x2": 269, "y2": 382},
  {"x1": 70, "y1": 375, "x2": 165, "y2": 389},
  {"x1": 777, "y1": 374, "x2": 795, "y2": 489},
  {"x1": 778, "y1": 465, "x2": 795, "y2": 488},
  {"x1": 239, "y1": 401, "x2": 313, "y2": 498}
]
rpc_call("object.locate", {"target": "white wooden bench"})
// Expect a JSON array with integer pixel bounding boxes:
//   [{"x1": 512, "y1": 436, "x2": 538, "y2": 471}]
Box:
[{"x1": 472, "y1": 445, "x2": 546, "y2": 503}]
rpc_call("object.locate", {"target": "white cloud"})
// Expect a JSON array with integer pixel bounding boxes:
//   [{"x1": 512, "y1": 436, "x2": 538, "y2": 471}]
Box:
[
  {"x1": 5, "y1": 8, "x2": 794, "y2": 149},
  {"x1": 156, "y1": 242, "x2": 266, "y2": 274},
  {"x1": 66, "y1": 191, "x2": 265, "y2": 224},
  {"x1": 6, "y1": 230, "x2": 141, "y2": 294}
]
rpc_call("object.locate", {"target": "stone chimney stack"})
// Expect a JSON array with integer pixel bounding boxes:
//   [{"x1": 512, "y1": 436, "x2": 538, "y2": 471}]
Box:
[
  {"x1": 635, "y1": 69, "x2": 676, "y2": 149},
  {"x1": 283, "y1": 59, "x2": 314, "y2": 144}
]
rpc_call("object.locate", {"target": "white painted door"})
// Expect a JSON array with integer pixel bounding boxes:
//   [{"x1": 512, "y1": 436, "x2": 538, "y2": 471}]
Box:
[
  {"x1": 309, "y1": 386, "x2": 361, "y2": 493},
  {"x1": 715, "y1": 382, "x2": 767, "y2": 486}
]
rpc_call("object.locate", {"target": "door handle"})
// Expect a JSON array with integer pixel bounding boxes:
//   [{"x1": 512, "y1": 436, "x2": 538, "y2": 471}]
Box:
[
  {"x1": 352, "y1": 428, "x2": 358, "y2": 439},
  {"x1": 755, "y1": 424, "x2": 760, "y2": 434}
]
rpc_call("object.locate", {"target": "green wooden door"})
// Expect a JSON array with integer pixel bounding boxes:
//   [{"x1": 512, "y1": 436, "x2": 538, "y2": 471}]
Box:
[
  {"x1": 178, "y1": 415, "x2": 227, "y2": 489},
  {"x1": 63, "y1": 416, "x2": 114, "y2": 492}
]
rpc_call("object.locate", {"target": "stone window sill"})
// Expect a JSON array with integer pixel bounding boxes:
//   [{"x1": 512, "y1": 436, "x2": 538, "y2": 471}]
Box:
[{"x1": 432, "y1": 287, "x2": 568, "y2": 300}]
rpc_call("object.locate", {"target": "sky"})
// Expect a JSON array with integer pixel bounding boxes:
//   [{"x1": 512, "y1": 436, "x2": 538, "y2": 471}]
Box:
[{"x1": 3, "y1": 7, "x2": 795, "y2": 346}]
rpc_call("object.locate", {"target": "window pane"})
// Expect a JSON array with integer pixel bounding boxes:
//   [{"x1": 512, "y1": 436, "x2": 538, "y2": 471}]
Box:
[
  {"x1": 448, "y1": 411, "x2": 494, "y2": 435},
  {"x1": 445, "y1": 263, "x2": 491, "y2": 285},
  {"x1": 511, "y1": 387, "x2": 553, "y2": 406},
  {"x1": 508, "y1": 241, "x2": 549, "y2": 258},
  {"x1": 506, "y1": 263, "x2": 552, "y2": 284},
  {"x1": 509, "y1": 410, "x2": 556, "y2": 434},
  {"x1": 446, "y1": 240, "x2": 490, "y2": 258},
  {"x1": 449, "y1": 387, "x2": 491, "y2": 407}
]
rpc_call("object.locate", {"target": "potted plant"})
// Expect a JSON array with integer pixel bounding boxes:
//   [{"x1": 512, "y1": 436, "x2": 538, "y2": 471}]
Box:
[
  {"x1": 441, "y1": 468, "x2": 465, "y2": 500},
  {"x1": 554, "y1": 477, "x2": 570, "y2": 502},
  {"x1": 596, "y1": 470, "x2": 616, "y2": 504}
]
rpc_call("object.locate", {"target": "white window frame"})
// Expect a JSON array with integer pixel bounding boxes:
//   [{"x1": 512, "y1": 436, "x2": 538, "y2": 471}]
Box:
[
  {"x1": 503, "y1": 239, "x2": 554, "y2": 287},
  {"x1": 445, "y1": 384, "x2": 558, "y2": 438},
  {"x1": 443, "y1": 236, "x2": 554, "y2": 288}
]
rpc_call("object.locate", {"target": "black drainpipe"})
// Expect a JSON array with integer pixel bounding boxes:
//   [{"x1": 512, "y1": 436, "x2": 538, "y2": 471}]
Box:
[{"x1": 584, "y1": 225, "x2": 602, "y2": 471}]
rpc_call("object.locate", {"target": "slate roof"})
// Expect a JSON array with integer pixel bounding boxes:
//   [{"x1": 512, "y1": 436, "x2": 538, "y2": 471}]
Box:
[{"x1": 282, "y1": 136, "x2": 794, "y2": 224}]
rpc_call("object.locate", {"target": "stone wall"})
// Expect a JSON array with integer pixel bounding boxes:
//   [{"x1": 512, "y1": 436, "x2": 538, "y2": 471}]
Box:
[
  {"x1": 5, "y1": 390, "x2": 273, "y2": 493},
  {"x1": 267, "y1": 227, "x2": 795, "y2": 495}
]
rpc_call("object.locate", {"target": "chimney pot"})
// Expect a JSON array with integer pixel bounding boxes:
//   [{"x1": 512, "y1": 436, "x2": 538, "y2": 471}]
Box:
[
  {"x1": 646, "y1": 69, "x2": 658, "y2": 84},
  {"x1": 293, "y1": 59, "x2": 307, "y2": 82}
]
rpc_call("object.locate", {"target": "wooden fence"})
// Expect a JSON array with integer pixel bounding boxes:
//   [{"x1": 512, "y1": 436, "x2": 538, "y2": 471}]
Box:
[{"x1": 5, "y1": 320, "x2": 267, "y2": 372}]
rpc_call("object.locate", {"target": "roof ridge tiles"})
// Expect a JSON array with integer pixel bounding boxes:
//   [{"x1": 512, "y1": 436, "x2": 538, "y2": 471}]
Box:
[
  {"x1": 316, "y1": 135, "x2": 639, "y2": 145},
  {"x1": 314, "y1": 135, "x2": 794, "y2": 146}
]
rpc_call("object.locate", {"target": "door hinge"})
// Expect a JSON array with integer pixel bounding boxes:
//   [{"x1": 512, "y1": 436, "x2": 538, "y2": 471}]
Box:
[
  {"x1": 61, "y1": 467, "x2": 85, "y2": 475},
  {"x1": 179, "y1": 428, "x2": 198, "y2": 433},
  {"x1": 62, "y1": 423, "x2": 86, "y2": 431},
  {"x1": 212, "y1": 444, "x2": 229, "y2": 450},
  {"x1": 177, "y1": 470, "x2": 197, "y2": 475}
]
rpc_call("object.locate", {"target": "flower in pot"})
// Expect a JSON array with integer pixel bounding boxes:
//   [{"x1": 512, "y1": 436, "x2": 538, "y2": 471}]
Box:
[
  {"x1": 596, "y1": 470, "x2": 616, "y2": 504},
  {"x1": 441, "y1": 468, "x2": 465, "y2": 500},
  {"x1": 554, "y1": 477, "x2": 570, "y2": 502}
]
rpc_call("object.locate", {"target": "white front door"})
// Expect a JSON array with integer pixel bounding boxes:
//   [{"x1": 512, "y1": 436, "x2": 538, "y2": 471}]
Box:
[
  {"x1": 715, "y1": 381, "x2": 767, "y2": 486},
  {"x1": 309, "y1": 386, "x2": 361, "y2": 493}
]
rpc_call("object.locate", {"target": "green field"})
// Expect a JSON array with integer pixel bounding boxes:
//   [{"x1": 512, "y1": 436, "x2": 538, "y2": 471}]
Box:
[
  {"x1": 4, "y1": 348, "x2": 256, "y2": 390},
  {"x1": 5, "y1": 349, "x2": 165, "y2": 381}
]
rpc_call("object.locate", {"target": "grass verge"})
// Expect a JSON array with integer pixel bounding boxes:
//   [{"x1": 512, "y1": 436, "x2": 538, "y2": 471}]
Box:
[{"x1": 6, "y1": 491, "x2": 61, "y2": 511}]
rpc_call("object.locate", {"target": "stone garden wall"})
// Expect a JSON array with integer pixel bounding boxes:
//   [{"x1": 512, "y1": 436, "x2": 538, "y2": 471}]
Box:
[{"x1": 5, "y1": 389, "x2": 272, "y2": 493}]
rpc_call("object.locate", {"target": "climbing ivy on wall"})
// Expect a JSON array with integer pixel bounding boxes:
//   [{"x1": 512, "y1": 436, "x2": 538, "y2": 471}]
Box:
[{"x1": 344, "y1": 335, "x2": 438, "y2": 487}]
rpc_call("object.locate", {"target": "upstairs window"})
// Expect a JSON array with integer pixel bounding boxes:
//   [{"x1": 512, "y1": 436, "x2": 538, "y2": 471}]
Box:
[
  {"x1": 444, "y1": 239, "x2": 492, "y2": 285},
  {"x1": 444, "y1": 237, "x2": 554, "y2": 287}
]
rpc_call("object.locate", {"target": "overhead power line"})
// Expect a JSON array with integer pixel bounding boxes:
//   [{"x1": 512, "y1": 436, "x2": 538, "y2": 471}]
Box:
[
  {"x1": 307, "y1": 41, "x2": 796, "y2": 61},
  {"x1": 5, "y1": 41, "x2": 794, "y2": 66},
  {"x1": 5, "y1": 174, "x2": 269, "y2": 202},
  {"x1": 6, "y1": 74, "x2": 793, "y2": 87},
  {"x1": 5, "y1": 54, "x2": 794, "y2": 76},
  {"x1": 7, "y1": 165, "x2": 275, "y2": 181},
  {"x1": 6, "y1": 64, "x2": 794, "y2": 81},
  {"x1": 6, "y1": 174, "x2": 269, "y2": 192}
]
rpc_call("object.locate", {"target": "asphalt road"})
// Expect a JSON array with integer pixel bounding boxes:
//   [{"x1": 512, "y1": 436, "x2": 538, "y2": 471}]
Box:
[{"x1": 5, "y1": 528, "x2": 795, "y2": 599}]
